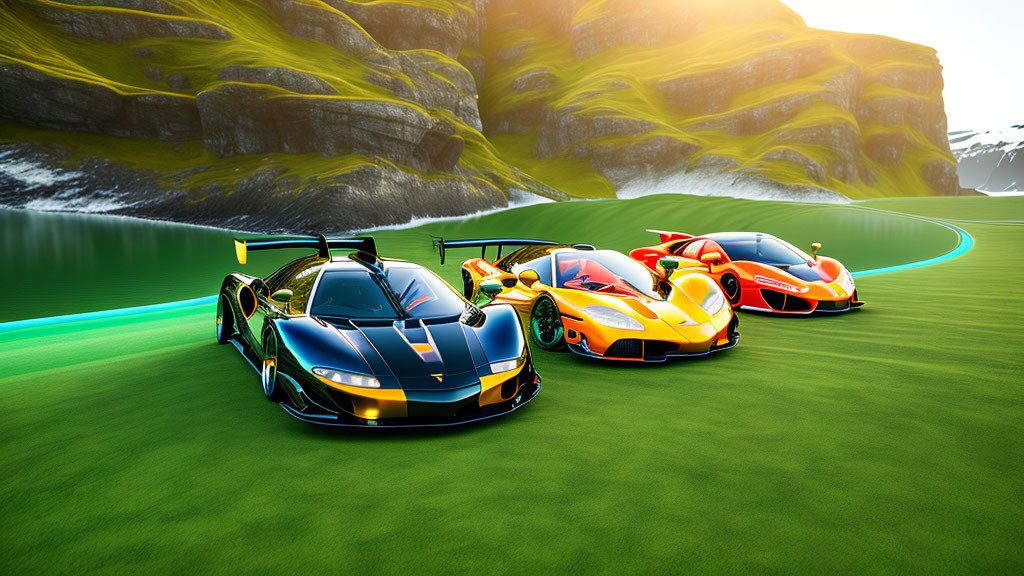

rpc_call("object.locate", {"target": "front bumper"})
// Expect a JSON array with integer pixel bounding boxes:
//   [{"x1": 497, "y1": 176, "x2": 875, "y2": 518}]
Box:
[
  {"x1": 230, "y1": 338, "x2": 541, "y2": 428},
  {"x1": 560, "y1": 305, "x2": 738, "y2": 362},
  {"x1": 741, "y1": 290, "x2": 865, "y2": 315},
  {"x1": 280, "y1": 377, "x2": 541, "y2": 428},
  {"x1": 567, "y1": 329, "x2": 740, "y2": 363}
]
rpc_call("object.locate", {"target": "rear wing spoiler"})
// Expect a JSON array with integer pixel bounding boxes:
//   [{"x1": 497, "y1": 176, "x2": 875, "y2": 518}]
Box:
[
  {"x1": 646, "y1": 229, "x2": 694, "y2": 244},
  {"x1": 431, "y1": 237, "x2": 595, "y2": 265},
  {"x1": 234, "y1": 234, "x2": 376, "y2": 265}
]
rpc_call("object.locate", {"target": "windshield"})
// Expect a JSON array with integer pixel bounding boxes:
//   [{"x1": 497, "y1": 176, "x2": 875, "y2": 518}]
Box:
[
  {"x1": 555, "y1": 250, "x2": 661, "y2": 300},
  {"x1": 713, "y1": 235, "x2": 811, "y2": 267},
  {"x1": 309, "y1": 270, "x2": 397, "y2": 318},
  {"x1": 384, "y1": 266, "x2": 466, "y2": 318},
  {"x1": 309, "y1": 266, "x2": 465, "y2": 319}
]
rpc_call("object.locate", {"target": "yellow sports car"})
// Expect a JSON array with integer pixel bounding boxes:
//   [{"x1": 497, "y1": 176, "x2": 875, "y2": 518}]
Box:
[{"x1": 435, "y1": 238, "x2": 739, "y2": 362}]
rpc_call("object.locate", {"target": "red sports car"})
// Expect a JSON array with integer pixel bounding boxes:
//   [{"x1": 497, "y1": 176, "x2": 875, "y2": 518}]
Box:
[{"x1": 630, "y1": 230, "x2": 864, "y2": 314}]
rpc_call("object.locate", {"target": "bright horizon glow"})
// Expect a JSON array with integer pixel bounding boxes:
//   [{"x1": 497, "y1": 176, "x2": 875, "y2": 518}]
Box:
[{"x1": 782, "y1": 0, "x2": 1022, "y2": 131}]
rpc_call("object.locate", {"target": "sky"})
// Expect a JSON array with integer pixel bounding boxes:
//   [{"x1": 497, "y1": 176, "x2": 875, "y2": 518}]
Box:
[{"x1": 782, "y1": 0, "x2": 1022, "y2": 131}]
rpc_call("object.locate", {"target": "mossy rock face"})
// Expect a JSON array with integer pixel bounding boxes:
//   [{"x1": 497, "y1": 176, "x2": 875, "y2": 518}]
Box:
[
  {"x1": 148, "y1": 160, "x2": 505, "y2": 232},
  {"x1": 0, "y1": 133, "x2": 504, "y2": 233},
  {"x1": 57, "y1": 0, "x2": 184, "y2": 16},
  {"x1": 217, "y1": 65, "x2": 337, "y2": 95},
  {"x1": 323, "y1": 0, "x2": 479, "y2": 60},
  {"x1": 0, "y1": 0, "x2": 526, "y2": 211},
  {"x1": 263, "y1": 0, "x2": 378, "y2": 55},
  {"x1": 569, "y1": 0, "x2": 803, "y2": 59},
  {"x1": 655, "y1": 43, "x2": 837, "y2": 116},
  {"x1": 0, "y1": 60, "x2": 201, "y2": 140},
  {"x1": 27, "y1": 0, "x2": 232, "y2": 43},
  {"x1": 364, "y1": 50, "x2": 482, "y2": 130},
  {"x1": 195, "y1": 82, "x2": 463, "y2": 172},
  {"x1": 0, "y1": 0, "x2": 962, "y2": 232},
  {"x1": 480, "y1": 0, "x2": 959, "y2": 199}
]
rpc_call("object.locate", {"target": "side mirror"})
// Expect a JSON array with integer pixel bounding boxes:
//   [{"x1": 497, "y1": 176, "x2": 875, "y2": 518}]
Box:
[
  {"x1": 659, "y1": 257, "x2": 679, "y2": 280},
  {"x1": 518, "y1": 270, "x2": 540, "y2": 288},
  {"x1": 811, "y1": 242, "x2": 822, "y2": 259},
  {"x1": 270, "y1": 288, "x2": 293, "y2": 302},
  {"x1": 480, "y1": 280, "x2": 503, "y2": 298},
  {"x1": 699, "y1": 251, "x2": 723, "y2": 266}
]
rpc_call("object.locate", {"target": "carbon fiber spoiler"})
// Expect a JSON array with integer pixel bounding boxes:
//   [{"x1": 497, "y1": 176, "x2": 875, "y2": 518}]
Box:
[
  {"x1": 234, "y1": 234, "x2": 376, "y2": 265},
  {"x1": 431, "y1": 237, "x2": 595, "y2": 265}
]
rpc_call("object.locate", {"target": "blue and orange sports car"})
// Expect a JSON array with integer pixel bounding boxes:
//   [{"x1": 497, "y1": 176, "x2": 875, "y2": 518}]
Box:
[{"x1": 217, "y1": 235, "x2": 539, "y2": 427}]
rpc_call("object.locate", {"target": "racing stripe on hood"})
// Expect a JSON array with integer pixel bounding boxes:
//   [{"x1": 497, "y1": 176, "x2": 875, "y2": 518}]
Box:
[
  {"x1": 353, "y1": 319, "x2": 480, "y2": 391},
  {"x1": 424, "y1": 321, "x2": 477, "y2": 373}
]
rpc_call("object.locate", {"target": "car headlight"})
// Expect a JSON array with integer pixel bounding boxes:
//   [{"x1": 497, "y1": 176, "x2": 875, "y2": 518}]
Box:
[
  {"x1": 312, "y1": 367, "x2": 380, "y2": 388},
  {"x1": 489, "y1": 335, "x2": 527, "y2": 375},
  {"x1": 584, "y1": 305, "x2": 644, "y2": 331},
  {"x1": 701, "y1": 285, "x2": 726, "y2": 315},
  {"x1": 490, "y1": 359, "x2": 518, "y2": 374}
]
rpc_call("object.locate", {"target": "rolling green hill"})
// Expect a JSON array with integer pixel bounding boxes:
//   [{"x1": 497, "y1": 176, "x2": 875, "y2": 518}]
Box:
[{"x1": 1, "y1": 195, "x2": 1021, "y2": 573}]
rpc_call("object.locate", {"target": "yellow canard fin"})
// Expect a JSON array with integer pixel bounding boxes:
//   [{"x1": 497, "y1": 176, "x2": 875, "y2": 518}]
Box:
[{"x1": 235, "y1": 240, "x2": 247, "y2": 265}]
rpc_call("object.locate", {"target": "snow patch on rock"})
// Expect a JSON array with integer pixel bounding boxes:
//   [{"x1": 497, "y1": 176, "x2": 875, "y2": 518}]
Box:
[
  {"x1": 616, "y1": 170, "x2": 851, "y2": 204},
  {"x1": 0, "y1": 152, "x2": 81, "y2": 188},
  {"x1": 360, "y1": 187, "x2": 554, "y2": 232},
  {"x1": 22, "y1": 197, "x2": 126, "y2": 213}
]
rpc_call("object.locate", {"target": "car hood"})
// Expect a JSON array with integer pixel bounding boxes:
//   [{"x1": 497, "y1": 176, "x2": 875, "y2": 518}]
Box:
[
  {"x1": 557, "y1": 287, "x2": 714, "y2": 328},
  {"x1": 326, "y1": 317, "x2": 486, "y2": 392},
  {"x1": 774, "y1": 262, "x2": 828, "y2": 283}
]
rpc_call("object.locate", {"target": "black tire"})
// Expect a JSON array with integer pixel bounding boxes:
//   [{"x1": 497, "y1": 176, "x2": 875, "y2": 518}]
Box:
[
  {"x1": 261, "y1": 327, "x2": 285, "y2": 402},
  {"x1": 721, "y1": 273, "x2": 741, "y2": 305},
  {"x1": 216, "y1": 294, "x2": 234, "y2": 344},
  {"x1": 529, "y1": 295, "x2": 565, "y2": 351}
]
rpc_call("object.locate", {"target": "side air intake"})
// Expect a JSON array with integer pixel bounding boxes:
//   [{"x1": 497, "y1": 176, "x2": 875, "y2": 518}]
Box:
[{"x1": 760, "y1": 289, "x2": 812, "y2": 312}]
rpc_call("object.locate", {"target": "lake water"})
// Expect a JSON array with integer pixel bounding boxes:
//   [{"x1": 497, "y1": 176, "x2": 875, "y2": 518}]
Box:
[{"x1": 0, "y1": 209, "x2": 305, "y2": 322}]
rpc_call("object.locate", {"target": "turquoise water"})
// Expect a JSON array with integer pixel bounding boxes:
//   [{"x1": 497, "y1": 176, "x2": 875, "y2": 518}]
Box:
[
  {"x1": 2, "y1": 196, "x2": 965, "y2": 323},
  {"x1": 0, "y1": 209, "x2": 302, "y2": 322}
]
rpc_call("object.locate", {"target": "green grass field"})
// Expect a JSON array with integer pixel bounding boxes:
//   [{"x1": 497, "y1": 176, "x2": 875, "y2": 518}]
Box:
[{"x1": 1, "y1": 195, "x2": 1022, "y2": 573}]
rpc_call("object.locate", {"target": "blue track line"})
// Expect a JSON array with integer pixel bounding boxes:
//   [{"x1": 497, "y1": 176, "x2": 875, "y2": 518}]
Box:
[
  {"x1": 852, "y1": 223, "x2": 973, "y2": 278},
  {"x1": 0, "y1": 295, "x2": 216, "y2": 333},
  {"x1": 0, "y1": 218, "x2": 976, "y2": 333}
]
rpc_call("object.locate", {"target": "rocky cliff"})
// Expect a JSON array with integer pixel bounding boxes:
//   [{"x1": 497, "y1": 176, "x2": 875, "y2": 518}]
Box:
[
  {"x1": 0, "y1": 0, "x2": 960, "y2": 231},
  {"x1": 479, "y1": 0, "x2": 959, "y2": 199}
]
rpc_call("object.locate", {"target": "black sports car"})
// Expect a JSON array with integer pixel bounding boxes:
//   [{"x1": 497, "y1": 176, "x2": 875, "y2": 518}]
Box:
[{"x1": 216, "y1": 235, "x2": 540, "y2": 427}]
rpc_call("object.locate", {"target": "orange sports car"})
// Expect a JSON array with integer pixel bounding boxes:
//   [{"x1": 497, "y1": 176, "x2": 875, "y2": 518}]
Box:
[
  {"x1": 630, "y1": 230, "x2": 864, "y2": 314},
  {"x1": 434, "y1": 238, "x2": 739, "y2": 362}
]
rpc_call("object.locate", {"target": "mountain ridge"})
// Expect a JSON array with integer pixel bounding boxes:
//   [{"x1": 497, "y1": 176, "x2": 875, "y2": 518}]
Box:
[{"x1": 950, "y1": 125, "x2": 1023, "y2": 193}]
